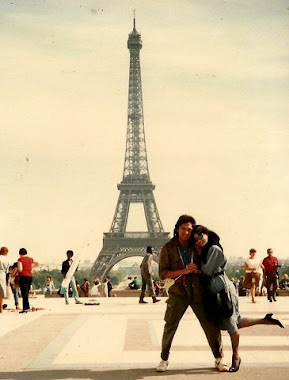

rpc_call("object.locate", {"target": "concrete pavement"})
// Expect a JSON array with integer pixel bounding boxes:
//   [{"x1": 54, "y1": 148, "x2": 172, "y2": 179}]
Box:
[{"x1": 0, "y1": 294, "x2": 288, "y2": 380}]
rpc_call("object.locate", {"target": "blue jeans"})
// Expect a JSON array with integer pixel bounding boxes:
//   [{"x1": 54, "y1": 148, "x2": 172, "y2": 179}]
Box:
[
  {"x1": 43, "y1": 284, "x2": 53, "y2": 296},
  {"x1": 62, "y1": 276, "x2": 79, "y2": 302},
  {"x1": 10, "y1": 285, "x2": 20, "y2": 307}
]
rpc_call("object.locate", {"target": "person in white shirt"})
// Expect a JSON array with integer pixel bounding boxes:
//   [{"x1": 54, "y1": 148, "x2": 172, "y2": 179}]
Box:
[
  {"x1": 91, "y1": 278, "x2": 101, "y2": 297},
  {"x1": 0, "y1": 247, "x2": 10, "y2": 312},
  {"x1": 244, "y1": 249, "x2": 264, "y2": 303}
]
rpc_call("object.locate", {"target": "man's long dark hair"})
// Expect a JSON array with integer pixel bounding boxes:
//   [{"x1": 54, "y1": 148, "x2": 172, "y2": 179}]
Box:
[
  {"x1": 173, "y1": 214, "x2": 196, "y2": 238},
  {"x1": 190, "y1": 225, "x2": 223, "y2": 263}
]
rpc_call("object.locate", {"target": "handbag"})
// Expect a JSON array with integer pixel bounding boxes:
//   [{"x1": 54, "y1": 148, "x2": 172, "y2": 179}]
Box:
[
  {"x1": 164, "y1": 275, "x2": 182, "y2": 292},
  {"x1": 215, "y1": 280, "x2": 233, "y2": 319}
]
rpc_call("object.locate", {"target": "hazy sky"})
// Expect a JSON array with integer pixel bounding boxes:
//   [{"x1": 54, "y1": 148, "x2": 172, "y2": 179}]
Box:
[{"x1": 1, "y1": 0, "x2": 288, "y2": 266}]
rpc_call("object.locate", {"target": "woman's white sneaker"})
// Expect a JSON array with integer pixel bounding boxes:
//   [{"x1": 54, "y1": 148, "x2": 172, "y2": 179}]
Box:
[{"x1": 156, "y1": 359, "x2": 169, "y2": 372}]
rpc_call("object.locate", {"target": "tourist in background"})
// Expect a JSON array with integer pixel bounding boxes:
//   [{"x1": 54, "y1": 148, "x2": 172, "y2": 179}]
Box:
[
  {"x1": 43, "y1": 275, "x2": 55, "y2": 297},
  {"x1": 61, "y1": 250, "x2": 82, "y2": 305},
  {"x1": 81, "y1": 278, "x2": 91, "y2": 297},
  {"x1": 237, "y1": 276, "x2": 247, "y2": 296},
  {"x1": 99, "y1": 277, "x2": 109, "y2": 297},
  {"x1": 106, "y1": 276, "x2": 113, "y2": 297},
  {"x1": 243, "y1": 249, "x2": 264, "y2": 303},
  {"x1": 9, "y1": 262, "x2": 20, "y2": 309},
  {"x1": 91, "y1": 278, "x2": 101, "y2": 297},
  {"x1": 17, "y1": 248, "x2": 39, "y2": 313},
  {"x1": 279, "y1": 274, "x2": 289, "y2": 291},
  {"x1": 0, "y1": 247, "x2": 10, "y2": 312},
  {"x1": 262, "y1": 248, "x2": 279, "y2": 302},
  {"x1": 139, "y1": 246, "x2": 160, "y2": 304},
  {"x1": 129, "y1": 276, "x2": 140, "y2": 289}
]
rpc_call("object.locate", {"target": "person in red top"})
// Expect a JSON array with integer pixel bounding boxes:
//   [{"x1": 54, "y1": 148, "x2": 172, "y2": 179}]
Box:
[
  {"x1": 262, "y1": 248, "x2": 279, "y2": 302},
  {"x1": 17, "y1": 248, "x2": 39, "y2": 313}
]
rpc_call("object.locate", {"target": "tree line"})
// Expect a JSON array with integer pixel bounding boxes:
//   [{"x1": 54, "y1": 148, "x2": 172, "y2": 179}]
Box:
[{"x1": 32, "y1": 264, "x2": 289, "y2": 290}]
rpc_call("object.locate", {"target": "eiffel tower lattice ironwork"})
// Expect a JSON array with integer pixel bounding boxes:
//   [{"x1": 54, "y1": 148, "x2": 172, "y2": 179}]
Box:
[{"x1": 91, "y1": 17, "x2": 169, "y2": 281}]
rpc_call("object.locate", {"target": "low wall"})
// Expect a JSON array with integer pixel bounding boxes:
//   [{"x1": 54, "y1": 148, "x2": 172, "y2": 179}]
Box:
[
  {"x1": 277, "y1": 289, "x2": 289, "y2": 296},
  {"x1": 35, "y1": 288, "x2": 289, "y2": 298},
  {"x1": 111, "y1": 289, "x2": 141, "y2": 297},
  {"x1": 37, "y1": 289, "x2": 143, "y2": 298}
]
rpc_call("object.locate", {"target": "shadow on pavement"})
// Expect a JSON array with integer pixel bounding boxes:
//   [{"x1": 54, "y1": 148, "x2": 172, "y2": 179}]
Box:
[{"x1": 0, "y1": 367, "x2": 218, "y2": 380}]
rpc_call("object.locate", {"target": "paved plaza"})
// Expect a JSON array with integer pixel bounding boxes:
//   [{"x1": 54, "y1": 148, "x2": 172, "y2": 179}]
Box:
[{"x1": 0, "y1": 294, "x2": 288, "y2": 380}]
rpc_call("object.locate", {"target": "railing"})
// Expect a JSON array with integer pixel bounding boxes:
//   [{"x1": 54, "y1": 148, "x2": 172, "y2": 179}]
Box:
[{"x1": 104, "y1": 232, "x2": 169, "y2": 238}]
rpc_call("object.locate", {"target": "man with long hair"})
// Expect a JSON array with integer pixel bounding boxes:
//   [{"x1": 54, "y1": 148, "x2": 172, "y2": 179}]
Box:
[{"x1": 156, "y1": 215, "x2": 227, "y2": 372}]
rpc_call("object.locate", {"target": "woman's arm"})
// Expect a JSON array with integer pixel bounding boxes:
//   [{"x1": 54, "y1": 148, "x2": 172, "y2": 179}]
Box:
[
  {"x1": 17, "y1": 261, "x2": 23, "y2": 273},
  {"x1": 201, "y1": 245, "x2": 226, "y2": 277}
]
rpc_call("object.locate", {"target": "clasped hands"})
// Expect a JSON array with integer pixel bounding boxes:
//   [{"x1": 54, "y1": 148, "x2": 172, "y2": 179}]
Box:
[{"x1": 183, "y1": 263, "x2": 200, "y2": 274}]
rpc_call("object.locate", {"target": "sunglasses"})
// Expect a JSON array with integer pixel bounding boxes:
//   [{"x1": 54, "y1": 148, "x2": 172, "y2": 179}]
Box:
[{"x1": 194, "y1": 233, "x2": 203, "y2": 242}]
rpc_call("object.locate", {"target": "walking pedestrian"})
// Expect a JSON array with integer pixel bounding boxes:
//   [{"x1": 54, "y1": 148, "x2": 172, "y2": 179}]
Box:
[
  {"x1": 262, "y1": 248, "x2": 280, "y2": 302},
  {"x1": 9, "y1": 262, "x2": 20, "y2": 309},
  {"x1": 139, "y1": 246, "x2": 160, "y2": 304},
  {"x1": 0, "y1": 247, "x2": 10, "y2": 312},
  {"x1": 243, "y1": 249, "x2": 264, "y2": 303},
  {"x1": 17, "y1": 248, "x2": 39, "y2": 313},
  {"x1": 61, "y1": 250, "x2": 82, "y2": 305}
]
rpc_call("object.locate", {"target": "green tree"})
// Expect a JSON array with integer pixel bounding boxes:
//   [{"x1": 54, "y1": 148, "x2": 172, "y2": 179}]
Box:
[{"x1": 108, "y1": 271, "x2": 126, "y2": 286}]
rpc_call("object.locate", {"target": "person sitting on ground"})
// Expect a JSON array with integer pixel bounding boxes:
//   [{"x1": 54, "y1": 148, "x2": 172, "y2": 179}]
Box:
[
  {"x1": 43, "y1": 275, "x2": 55, "y2": 297},
  {"x1": 188, "y1": 225, "x2": 285, "y2": 373},
  {"x1": 154, "y1": 280, "x2": 167, "y2": 297},
  {"x1": 237, "y1": 276, "x2": 247, "y2": 296},
  {"x1": 279, "y1": 274, "x2": 289, "y2": 291},
  {"x1": 91, "y1": 278, "x2": 101, "y2": 297},
  {"x1": 99, "y1": 278, "x2": 109, "y2": 297},
  {"x1": 81, "y1": 278, "x2": 91, "y2": 297},
  {"x1": 129, "y1": 276, "x2": 140, "y2": 289}
]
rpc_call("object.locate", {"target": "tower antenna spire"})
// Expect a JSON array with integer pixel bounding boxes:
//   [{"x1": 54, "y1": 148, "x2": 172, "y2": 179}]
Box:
[{"x1": 133, "y1": 10, "x2": 136, "y2": 29}]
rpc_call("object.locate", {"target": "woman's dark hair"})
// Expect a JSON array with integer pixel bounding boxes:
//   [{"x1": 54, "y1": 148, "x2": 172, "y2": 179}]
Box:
[
  {"x1": 19, "y1": 248, "x2": 28, "y2": 256},
  {"x1": 191, "y1": 225, "x2": 223, "y2": 262},
  {"x1": 173, "y1": 214, "x2": 196, "y2": 237}
]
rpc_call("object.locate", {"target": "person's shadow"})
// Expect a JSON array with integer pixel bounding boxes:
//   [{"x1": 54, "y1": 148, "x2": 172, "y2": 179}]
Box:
[{"x1": 0, "y1": 367, "x2": 219, "y2": 380}]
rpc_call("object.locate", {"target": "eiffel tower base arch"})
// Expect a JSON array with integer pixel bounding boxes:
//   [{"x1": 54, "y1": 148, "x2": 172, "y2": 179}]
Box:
[{"x1": 90, "y1": 233, "x2": 169, "y2": 282}]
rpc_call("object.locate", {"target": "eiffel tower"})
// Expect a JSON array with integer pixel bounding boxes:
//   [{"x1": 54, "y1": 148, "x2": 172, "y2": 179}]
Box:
[{"x1": 90, "y1": 17, "x2": 169, "y2": 281}]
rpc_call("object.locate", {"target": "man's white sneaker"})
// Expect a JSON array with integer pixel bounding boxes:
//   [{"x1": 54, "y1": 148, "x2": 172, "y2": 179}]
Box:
[
  {"x1": 215, "y1": 357, "x2": 229, "y2": 372},
  {"x1": 156, "y1": 359, "x2": 169, "y2": 372}
]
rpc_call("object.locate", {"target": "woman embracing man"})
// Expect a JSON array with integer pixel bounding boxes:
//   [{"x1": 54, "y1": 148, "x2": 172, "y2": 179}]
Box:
[{"x1": 156, "y1": 215, "x2": 284, "y2": 373}]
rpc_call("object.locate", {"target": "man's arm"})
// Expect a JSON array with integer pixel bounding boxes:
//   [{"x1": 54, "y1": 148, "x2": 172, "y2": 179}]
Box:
[
  {"x1": 159, "y1": 245, "x2": 193, "y2": 280},
  {"x1": 61, "y1": 261, "x2": 67, "y2": 277}
]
